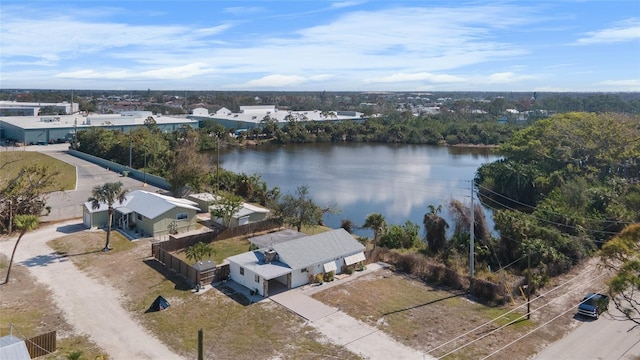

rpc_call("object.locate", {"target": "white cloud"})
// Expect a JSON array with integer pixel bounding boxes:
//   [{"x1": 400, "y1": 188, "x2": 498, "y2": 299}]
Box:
[
  {"x1": 55, "y1": 63, "x2": 214, "y2": 80},
  {"x1": 598, "y1": 79, "x2": 640, "y2": 90},
  {"x1": 233, "y1": 74, "x2": 334, "y2": 89},
  {"x1": 576, "y1": 18, "x2": 640, "y2": 44},
  {"x1": 364, "y1": 72, "x2": 466, "y2": 84},
  {"x1": 487, "y1": 72, "x2": 536, "y2": 84}
]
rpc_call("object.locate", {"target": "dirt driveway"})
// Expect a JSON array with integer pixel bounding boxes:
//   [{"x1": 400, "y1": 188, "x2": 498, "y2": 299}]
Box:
[{"x1": 0, "y1": 219, "x2": 184, "y2": 360}]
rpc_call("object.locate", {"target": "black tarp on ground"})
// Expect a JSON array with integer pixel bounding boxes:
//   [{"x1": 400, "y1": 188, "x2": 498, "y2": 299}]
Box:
[{"x1": 147, "y1": 295, "x2": 170, "y2": 312}]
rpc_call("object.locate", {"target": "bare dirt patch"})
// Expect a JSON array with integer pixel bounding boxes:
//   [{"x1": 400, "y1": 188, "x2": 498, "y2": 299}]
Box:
[
  {"x1": 0, "y1": 254, "x2": 106, "y2": 360},
  {"x1": 48, "y1": 231, "x2": 360, "y2": 359},
  {"x1": 312, "y1": 257, "x2": 609, "y2": 359}
]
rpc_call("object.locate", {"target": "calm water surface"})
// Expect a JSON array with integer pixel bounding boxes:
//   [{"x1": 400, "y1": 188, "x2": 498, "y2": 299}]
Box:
[{"x1": 220, "y1": 143, "x2": 501, "y2": 237}]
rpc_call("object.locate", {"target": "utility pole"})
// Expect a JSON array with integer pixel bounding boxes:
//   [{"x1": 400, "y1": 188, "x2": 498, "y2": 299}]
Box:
[
  {"x1": 198, "y1": 328, "x2": 203, "y2": 360},
  {"x1": 527, "y1": 251, "x2": 531, "y2": 320},
  {"x1": 470, "y1": 179, "x2": 475, "y2": 282}
]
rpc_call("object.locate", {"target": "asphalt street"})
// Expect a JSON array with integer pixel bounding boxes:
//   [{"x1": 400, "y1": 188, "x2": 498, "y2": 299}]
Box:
[{"x1": 3, "y1": 143, "x2": 160, "y2": 222}]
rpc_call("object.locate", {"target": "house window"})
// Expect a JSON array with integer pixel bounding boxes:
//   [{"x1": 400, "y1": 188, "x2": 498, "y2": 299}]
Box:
[
  {"x1": 301, "y1": 268, "x2": 307, "y2": 273},
  {"x1": 255, "y1": 274, "x2": 260, "y2": 283},
  {"x1": 176, "y1": 212, "x2": 188, "y2": 220},
  {"x1": 137, "y1": 214, "x2": 142, "y2": 221},
  {"x1": 240, "y1": 267, "x2": 244, "y2": 275}
]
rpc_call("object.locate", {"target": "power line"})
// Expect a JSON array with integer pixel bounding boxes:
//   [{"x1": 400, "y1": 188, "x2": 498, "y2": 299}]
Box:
[
  {"x1": 427, "y1": 269, "x2": 604, "y2": 355},
  {"x1": 478, "y1": 194, "x2": 621, "y2": 237},
  {"x1": 434, "y1": 276, "x2": 608, "y2": 359},
  {"x1": 479, "y1": 287, "x2": 608, "y2": 360},
  {"x1": 476, "y1": 183, "x2": 635, "y2": 226}
]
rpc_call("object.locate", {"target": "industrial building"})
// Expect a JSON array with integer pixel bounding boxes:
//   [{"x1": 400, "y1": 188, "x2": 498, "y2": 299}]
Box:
[
  {"x1": 188, "y1": 105, "x2": 365, "y2": 130},
  {"x1": 0, "y1": 112, "x2": 197, "y2": 145},
  {"x1": 0, "y1": 100, "x2": 79, "y2": 116}
]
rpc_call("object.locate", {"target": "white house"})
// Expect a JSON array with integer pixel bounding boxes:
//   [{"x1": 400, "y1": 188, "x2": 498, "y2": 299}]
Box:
[{"x1": 226, "y1": 228, "x2": 366, "y2": 297}]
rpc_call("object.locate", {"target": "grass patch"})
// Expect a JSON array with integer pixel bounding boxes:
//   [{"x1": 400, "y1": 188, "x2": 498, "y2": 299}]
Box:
[
  {"x1": 49, "y1": 230, "x2": 134, "y2": 270},
  {"x1": 173, "y1": 236, "x2": 251, "y2": 265},
  {"x1": 0, "y1": 151, "x2": 76, "y2": 190}
]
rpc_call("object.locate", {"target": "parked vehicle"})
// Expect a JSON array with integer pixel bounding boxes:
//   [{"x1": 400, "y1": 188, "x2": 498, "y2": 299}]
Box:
[{"x1": 577, "y1": 293, "x2": 609, "y2": 319}]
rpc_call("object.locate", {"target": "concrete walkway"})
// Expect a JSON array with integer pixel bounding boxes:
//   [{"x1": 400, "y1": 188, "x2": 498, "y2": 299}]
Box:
[
  {"x1": 0, "y1": 219, "x2": 184, "y2": 360},
  {"x1": 270, "y1": 264, "x2": 433, "y2": 360}
]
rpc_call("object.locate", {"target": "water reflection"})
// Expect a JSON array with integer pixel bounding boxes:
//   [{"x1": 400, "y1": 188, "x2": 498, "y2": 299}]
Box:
[{"x1": 220, "y1": 143, "x2": 501, "y2": 237}]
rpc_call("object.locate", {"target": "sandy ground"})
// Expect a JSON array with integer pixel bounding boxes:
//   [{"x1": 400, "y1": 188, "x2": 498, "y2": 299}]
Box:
[{"x1": 0, "y1": 219, "x2": 184, "y2": 360}]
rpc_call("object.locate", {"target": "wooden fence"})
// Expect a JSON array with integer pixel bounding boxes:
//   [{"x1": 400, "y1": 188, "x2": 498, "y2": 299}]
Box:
[
  {"x1": 25, "y1": 330, "x2": 56, "y2": 358},
  {"x1": 152, "y1": 246, "x2": 230, "y2": 287},
  {"x1": 152, "y1": 219, "x2": 280, "y2": 255}
]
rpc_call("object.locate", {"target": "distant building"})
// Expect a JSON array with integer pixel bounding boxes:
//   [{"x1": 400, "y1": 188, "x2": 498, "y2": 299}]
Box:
[
  {"x1": 0, "y1": 113, "x2": 197, "y2": 145},
  {"x1": 0, "y1": 101, "x2": 79, "y2": 116},
  {"x1": 188, "y1": 105, "x2": 365, "y2": 129}
]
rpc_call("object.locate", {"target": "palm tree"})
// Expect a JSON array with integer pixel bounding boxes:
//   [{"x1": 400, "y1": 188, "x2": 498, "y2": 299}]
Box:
[
  {"x1": 3, "y1": 214, "x2": 39, "y2": 284},
  {"x1": 88, "y1": 182, "x2": 127, "y2": 252},
  {"x1": 185, "y1": 242, "x2": 214, "y2": 263},
  {"x1": 362, "y1": 213, "x2": 386, "y2": 249},
  {"x1": 423, "y1": 204, "x2": 449, "y2": 253}
]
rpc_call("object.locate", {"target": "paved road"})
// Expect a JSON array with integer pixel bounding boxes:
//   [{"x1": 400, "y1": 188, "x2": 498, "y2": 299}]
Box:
[
  {"x1": 535, "y1": 305, "x2": 640, "y2": 360},
  {"x1": 5, "y1": 144, "x2": 160, "y2": 222},
  {"x1": 0, "y1": 219, "x2": 184, "y2": 360}
]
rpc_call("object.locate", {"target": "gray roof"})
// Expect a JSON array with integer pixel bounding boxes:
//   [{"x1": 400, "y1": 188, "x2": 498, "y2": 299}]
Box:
[
  {"x1": 248, "y1": 229, "x2": 307, "y2": 248},
  {"x1": 0, "y1": 335, "x2": 30, "y2": 360},
  {"x1": 273, "y1": 228, "x2": 365, "y2": 270},
  {"x1": 227, "y1": 251, "x2": 292, "y2": 280},
  {"x1": 193, "y1": 259, "x2": 216, "y2": 271},
  {"x1": 84, "y1": 190, "x2": 199, "y2": 219}
]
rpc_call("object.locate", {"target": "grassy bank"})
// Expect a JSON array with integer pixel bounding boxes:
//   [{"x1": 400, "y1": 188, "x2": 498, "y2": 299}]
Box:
[{"x1": 0, "y1": 151, "x2": 76, "y2": 190}]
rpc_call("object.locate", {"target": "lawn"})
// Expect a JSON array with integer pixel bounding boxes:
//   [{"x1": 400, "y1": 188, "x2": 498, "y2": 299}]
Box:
[
  {"x1": 46, "y1": 231, "x2": 359, "y2": 359},
  {"x1": 174, "y1": 236, "x2": 252, "y2": 265},
  {"x1": 0, "y1": 151, "x2": 76, "y2": 190}
]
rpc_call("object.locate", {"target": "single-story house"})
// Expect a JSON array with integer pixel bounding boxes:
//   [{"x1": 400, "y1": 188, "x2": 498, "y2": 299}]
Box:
[
  {"x1": 188, "y1": 192, "x2": 271, "y2": 227},
  {"x1": 82, "y1": 190, "x2": 200, "y2": 238},
  {"x1": 226, "y1": 228, "x2": 366, "y2": 297}
]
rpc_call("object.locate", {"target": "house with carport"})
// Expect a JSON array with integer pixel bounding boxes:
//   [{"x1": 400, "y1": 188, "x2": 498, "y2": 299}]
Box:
[
  {"x1": 82, "y1": 190, "x2": 200, "y2": 238},
  {"x1": 226, "y1": 228, "x2": 366, "y2": 297}
]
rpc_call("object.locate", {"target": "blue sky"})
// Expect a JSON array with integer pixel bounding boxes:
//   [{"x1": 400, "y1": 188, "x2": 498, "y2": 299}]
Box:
[{"x1": 1, "y1": 1, "x2": 639, "y2": 91}]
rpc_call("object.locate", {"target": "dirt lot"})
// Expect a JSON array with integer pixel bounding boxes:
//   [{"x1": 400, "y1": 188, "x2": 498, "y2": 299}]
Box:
[
  {"x1": 0, "y1": 254, "x2": 106, "y2": 360},
  {"x1": 312, "y1": 258, "x2": 609, "y2": 359},
  {"x1": 45, "y1": 231, "x2": 359, "y2": 359},
  {"x1": 2, "y1": 224, "x2": 609, "y2": 360}
]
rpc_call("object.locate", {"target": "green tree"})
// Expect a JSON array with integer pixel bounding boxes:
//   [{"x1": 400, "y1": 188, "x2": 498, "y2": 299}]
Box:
[
  {"x1": 380, "y1": 221, "x2": 420, "y2": 249},
  {"x1": 362, "y1": 213, "x2": 386, "y2": 249},
  {"x1": 88, "y1": 182, "x2": 127, "y2": 252},
  {"x1": 185, "y1": 242, "x2": 214, "y2": 263},
  {"x1": 210, "y1": 194, "x2": 244, "y2": 228},
  {"x1": 166, "y1": 128, "x2": 208, "y2": 197},
  {"x1": 601, "y1": 224, "x2": 640, "y2": 327},
  {"x1": 2, "y1": 214, "x2": 39, "y2": 284},
  {"x1": 0, "y1": 165, "x2": 59, "y2": 234},
  {"x1": 423, "y1": 204, "x2": 449, "y2": 253},
  {"x1": 276, "y1": 185, "x2": 323, "y2": 232}
]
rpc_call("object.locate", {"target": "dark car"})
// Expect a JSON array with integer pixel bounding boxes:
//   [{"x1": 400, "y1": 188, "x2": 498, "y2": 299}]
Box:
[{"x1": 577, "y1": 293, "x2": 609, "y2": 319}]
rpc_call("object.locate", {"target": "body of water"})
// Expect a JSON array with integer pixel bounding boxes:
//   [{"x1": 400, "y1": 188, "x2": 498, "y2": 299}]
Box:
[{"x1": 220, "y1": 143, "x2": 501, "y2": 238}]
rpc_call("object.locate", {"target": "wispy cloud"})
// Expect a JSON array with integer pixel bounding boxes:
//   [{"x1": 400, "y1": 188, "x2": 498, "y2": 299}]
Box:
[
  {"x1": 487, "y1": 72, "x2": 537, "y2": 84},
  {"x1": 364, "y1": 72, "x2": 466, "y2": 84},
  {"x1": 576, "y1": 18, "x2": 640, "y2": 44}
]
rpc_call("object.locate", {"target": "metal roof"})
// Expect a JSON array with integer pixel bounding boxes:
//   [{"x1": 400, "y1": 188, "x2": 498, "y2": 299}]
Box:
[
  {"x1": 84, "y1": 190, "x2": 199, "y2": 219},
  {"x1": 0, "y1": 335, "x2": 31, "y2": 360},
  {"x1": 227, "y1": 251, "x2": 292, "y2": 280},
  {"x1": 272, "y1": 228, "x2": 365, "y2": 270},
  {"x1": 248, "y1": 229, "x2": 307, "y2": 248}
]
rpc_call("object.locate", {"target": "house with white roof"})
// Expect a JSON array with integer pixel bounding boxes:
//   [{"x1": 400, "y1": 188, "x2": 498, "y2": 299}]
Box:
[
  {"x1": 82, "y1": 190, "x2": 200, "y2": 238},
  {"x1": 226, "y1": 228, "x2": 366, "y2": 296},
  {"x1": 187, "y1": 192, "x2": 271, "y2": 227}
]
